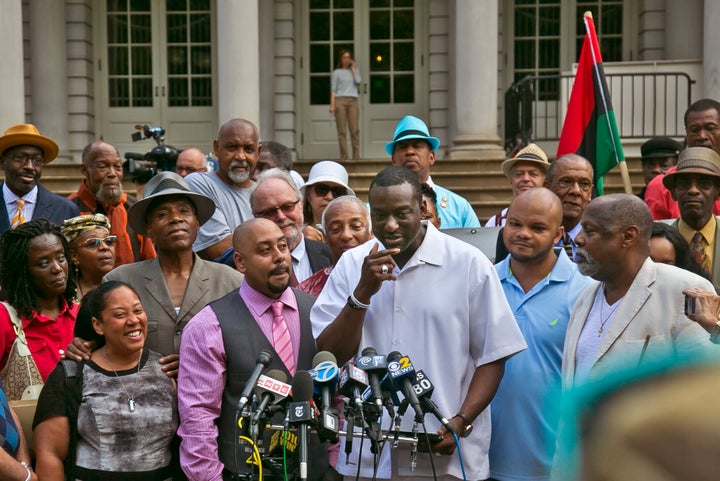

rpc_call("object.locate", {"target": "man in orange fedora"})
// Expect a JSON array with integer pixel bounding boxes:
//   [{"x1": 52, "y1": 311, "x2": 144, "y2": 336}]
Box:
[{"x1": 0, "y1": 124, "x2": 79, "y2": 235}]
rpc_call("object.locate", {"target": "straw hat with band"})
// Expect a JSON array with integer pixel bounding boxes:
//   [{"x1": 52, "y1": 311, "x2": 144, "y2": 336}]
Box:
[
  {"x1": 0, "y1": 124, "x2": 59, "y2": 163},
  {"x1": 301, "y1": 161, "x2": 355, "y2": 197},
  {"x1": 385, "y1": 115, "x2": 441, "y2": 155},
  {"x1": 662, "y1": 147, "x2": 720, "y2": 190},
  {"x1": 128, "y1": 171, "x2": 216, "y2": 236},
  {"x1": 500, "y1": 143, "x2": 550, "y2": 178}
]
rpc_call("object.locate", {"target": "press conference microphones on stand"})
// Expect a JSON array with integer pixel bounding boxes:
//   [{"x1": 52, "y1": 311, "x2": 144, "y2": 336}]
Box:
[
  {"x1": 237, "y1": 349, "x2": 273, "y2": 412},
  {"x1": 357, "y1": 346, "x2": 387, "y2": 410},
  {"x1": 289, "y1": 371, "x2": 316, "y2": 481},
  {"x1": 412, "y1": 369, "x2": 455, "y2": 434}
]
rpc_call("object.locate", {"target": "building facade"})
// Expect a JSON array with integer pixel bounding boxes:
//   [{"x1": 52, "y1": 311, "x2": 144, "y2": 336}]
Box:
[{"x1": 1, "y1": 0, "x2": 718, "y2": 163}]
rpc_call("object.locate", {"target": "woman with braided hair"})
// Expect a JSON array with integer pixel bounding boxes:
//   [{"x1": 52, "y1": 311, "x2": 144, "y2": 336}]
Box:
[{"x1": 0, "y1": 219, "x2": 78, "y2": 383}]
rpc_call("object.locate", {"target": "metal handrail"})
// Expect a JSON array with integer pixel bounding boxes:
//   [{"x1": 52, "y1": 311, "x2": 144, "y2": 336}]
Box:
[{"x1": 504, "y1": 71, "x2": 694, "y2": 154}]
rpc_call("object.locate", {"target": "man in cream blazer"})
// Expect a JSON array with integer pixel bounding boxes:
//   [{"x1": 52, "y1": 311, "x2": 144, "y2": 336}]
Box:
[{"x1": 561, "y1": 194, "x2": 714, "y2": 388}]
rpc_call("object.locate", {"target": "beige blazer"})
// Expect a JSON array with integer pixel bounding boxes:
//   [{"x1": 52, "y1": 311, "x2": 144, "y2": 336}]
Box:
[
  {"x1": 105, "y1": 254, "x2": 244, "y2": 355},
  {"x1": 561, "y1": 258, "x2": 714, "y2": 387}
]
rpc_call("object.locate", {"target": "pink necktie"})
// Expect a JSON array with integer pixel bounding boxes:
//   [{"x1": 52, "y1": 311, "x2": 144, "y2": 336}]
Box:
[{"x1": 271, "y1": 301, "x2": 295, "y2": 375}]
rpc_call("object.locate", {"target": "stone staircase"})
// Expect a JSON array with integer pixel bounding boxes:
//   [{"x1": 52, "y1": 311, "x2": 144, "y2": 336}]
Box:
[
  {"x1": 295, "y1": 155, "x2": 646, "y2": 223},
  {"x1": 26, "y1": 155, "x2": 646, "y2": 224}
]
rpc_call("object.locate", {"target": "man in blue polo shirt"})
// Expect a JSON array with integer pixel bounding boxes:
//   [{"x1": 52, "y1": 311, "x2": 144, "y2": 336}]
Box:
[
  {"x1": 386, "y1": 115, "x2": 481, "y2": 228},
  {"x1": 489, "y1": 187, "x2": 591, "y2": 481}
]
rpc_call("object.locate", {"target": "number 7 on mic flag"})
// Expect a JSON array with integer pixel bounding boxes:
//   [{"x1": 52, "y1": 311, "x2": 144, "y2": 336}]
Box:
[{"x1": 556, "y1": 11, "x2": 626, "y2": 196}]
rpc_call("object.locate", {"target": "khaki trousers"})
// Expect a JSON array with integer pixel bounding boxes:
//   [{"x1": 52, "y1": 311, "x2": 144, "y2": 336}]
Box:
[{"x1": 334, "y1": 96, "x2": 360, "y2": 160}]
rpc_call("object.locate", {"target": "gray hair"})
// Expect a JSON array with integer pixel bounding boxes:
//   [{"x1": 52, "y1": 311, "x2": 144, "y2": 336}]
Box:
[
  {"x1": 250, "y1": 167, "x2": 302, "y2": 210},
  {"x1": 321, "y1": 195, "x2": 370, "y2": 231}
]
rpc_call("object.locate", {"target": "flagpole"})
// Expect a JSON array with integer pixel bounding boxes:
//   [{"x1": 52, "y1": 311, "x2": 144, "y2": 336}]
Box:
[{"x1": 583, "y1": 11, "x2": 633, "y2": 195}]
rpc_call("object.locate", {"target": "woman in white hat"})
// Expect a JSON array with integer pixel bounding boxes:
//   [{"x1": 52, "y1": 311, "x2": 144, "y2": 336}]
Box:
[{"x1": 301, "y1": 161, "x2": 355, "y2": 242}]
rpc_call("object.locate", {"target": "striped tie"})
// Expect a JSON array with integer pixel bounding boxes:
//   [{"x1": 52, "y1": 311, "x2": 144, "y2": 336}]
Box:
[
  {"x1": 10, "y1": 199, "x2": 25, "y2": 229},
  {"x1": 271, "y1": 301, "x2": 295, "y2": 375}
]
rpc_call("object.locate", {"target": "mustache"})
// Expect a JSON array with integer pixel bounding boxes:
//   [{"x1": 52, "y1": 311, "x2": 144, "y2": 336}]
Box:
[
  {"x1": 230, "y1": 160, "x2": 250, "y2": 169},
  {"x1": 269, "y1": 265, "x2": 289, "y2": 276}
]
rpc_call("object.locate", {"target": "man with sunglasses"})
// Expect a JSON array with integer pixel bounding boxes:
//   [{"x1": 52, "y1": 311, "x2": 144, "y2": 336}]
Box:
[
  {"x1": 251, "y1": 168, "x2": 332, "y2": 283},
  {"x1": 0, "y1": 124, "x2": 79, "y2": 236}
]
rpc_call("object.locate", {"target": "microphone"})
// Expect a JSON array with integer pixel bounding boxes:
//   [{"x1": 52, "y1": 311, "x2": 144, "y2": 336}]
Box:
[
  {"x1": 289, "y1": 370, "x2": 315, "y2": 481},
  {"x1": 387, "y1": 351, "x2": 424, "y2": 423},
  {"x1": 310, "y1": 352, "x2": 340, "y2": 443},
  {"x1": 250, "y1": 369, "x2": 291, "y2": 425},
  {"x1": 356, "y1": 347, "x2": 387, "y2": 409},
  {"x1": 311, "y1": 351, "x2": 339, "y2": 410},
  {"x1": 237, "y1": 349, "x2": 273, "y2": 411},
  {"x1": 338, "y1": 361, "x2": 369, "y2": 408},
  {"x1": 412, "y1": 370, "x2": 454, "y2": 434}
]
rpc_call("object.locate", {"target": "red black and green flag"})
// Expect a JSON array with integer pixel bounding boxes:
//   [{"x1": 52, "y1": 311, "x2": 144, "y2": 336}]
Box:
[{"x1": 556, "y1": 12, "x2": 624, "y2": 195}]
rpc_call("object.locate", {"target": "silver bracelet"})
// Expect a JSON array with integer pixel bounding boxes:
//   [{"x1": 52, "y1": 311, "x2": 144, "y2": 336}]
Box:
[
  {"x1": 19, "y1": 461, "x2": 31, "y2": 481},
  {"x1": 349, "y1": 292, "x2": 371, "y2": 310}
]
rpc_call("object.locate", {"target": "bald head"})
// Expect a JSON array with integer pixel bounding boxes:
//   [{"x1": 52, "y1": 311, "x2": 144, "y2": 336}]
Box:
[
  {"x1": 175, "y1": 147, "x2": 208, "y2": 177},
  {"x1": 218, "y1": 118, "x2": 258, "y2": 140},
  {"x1": 233, "y1": 218, "x2": 282, "y2": 254},
  {"x1": 508, "y1": 187, "x2": 563, "y2": 228},
  {"x1": 232, "y1": 218, "x2": 291, "y2": 298}
]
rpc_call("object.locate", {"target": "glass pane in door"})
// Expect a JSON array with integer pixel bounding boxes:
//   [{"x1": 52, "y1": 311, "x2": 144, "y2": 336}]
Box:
[
  {"x1": 368, "y1": 0, "x2": 414, "y2": 104},
  {"x1": 106, "y1": 0, "x2": 152, "y2": 107},
  {"x1": 166, "y1": 0, "x2": 212, "y2": 106}
]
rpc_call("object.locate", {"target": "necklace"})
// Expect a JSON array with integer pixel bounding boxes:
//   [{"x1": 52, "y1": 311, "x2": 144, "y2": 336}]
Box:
[
  {"x1": 102, "y1": 346, "x2": 143, "y2": 412},
  {"x1": 597, "y1": 285, "x2": 624, "y2": 337}
]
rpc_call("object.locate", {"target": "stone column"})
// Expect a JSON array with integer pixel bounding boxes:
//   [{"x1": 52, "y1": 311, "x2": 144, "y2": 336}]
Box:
[
  {"x1": 30, "y1": 0, "x2": 70, "y2": 158},
  {"x1": 217, "y1": 0, "x2": 261, "y2": 128},
  {"x1": 0, "y1": 0, "x2": 26, "y2": 126},
  {"x1": 703, "y1": 0, "x2": 720, "y2": 99},
  {"x1": 448, "y1": 0, "x2": 505, "y2": 159}
]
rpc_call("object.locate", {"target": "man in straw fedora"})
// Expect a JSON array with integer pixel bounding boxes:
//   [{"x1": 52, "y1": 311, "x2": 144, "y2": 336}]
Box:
[
  {"x1": 485, "y1": 143, "x2": 550, "y2": 227},
  {"x1": 0, "y1": 124, "x2": 79, "y2": 235}
]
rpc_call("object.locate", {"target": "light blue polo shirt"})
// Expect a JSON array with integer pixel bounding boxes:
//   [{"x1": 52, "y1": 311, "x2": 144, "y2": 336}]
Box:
[{"x1": 490, "y1": 249, "x2": 592, "y2": 481}]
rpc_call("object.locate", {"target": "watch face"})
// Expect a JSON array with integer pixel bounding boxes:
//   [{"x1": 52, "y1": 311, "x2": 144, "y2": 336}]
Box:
[{"x1": 461, "y1": 424, "x2": 473, "y2": 438}]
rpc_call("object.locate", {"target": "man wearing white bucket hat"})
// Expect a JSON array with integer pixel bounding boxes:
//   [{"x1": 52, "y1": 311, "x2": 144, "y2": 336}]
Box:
[{"x1": 385, "y1": 115, "x2": 481, "y2": 229}]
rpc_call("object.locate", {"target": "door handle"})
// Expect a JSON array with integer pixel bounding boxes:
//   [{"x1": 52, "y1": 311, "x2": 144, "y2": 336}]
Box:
[
  {"x1": 162, "y1": 86, "x2": 166, "y2": 97},
  {"x1": 363, "y1": 83, "x2": 367, "y2": 95},
  {"x1": 155, "y1": 86, "x2": 159, "y2": 97}
]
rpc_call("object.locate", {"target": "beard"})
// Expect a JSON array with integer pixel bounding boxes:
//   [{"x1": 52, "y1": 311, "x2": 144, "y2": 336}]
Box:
[
  {"x1": 95, "y1": 183, "x2": 123, "y2": 206},
  {"x1": 576, "y1": 247, "x2": 602, "y2": 278},
  {"x1": 280, "y1": 222, "x2": 302, "y2": 250},
  {"x1": 227, "y1": 160, "x2": 250, "y2": 184}
]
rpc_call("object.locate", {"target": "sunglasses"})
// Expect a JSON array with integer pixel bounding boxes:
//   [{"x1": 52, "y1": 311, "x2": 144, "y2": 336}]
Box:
[
  {"x1": 313, "y1": 183, "x2": 347, "y2": 198},
  {"x1": 80, "y1": 235, "x2": 118, "y2": 249}
]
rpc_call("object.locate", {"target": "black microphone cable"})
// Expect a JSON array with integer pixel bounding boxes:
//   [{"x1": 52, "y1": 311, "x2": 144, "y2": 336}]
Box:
[{"x1": 421, "y1": 420, "x2": 438, "y2": 481}]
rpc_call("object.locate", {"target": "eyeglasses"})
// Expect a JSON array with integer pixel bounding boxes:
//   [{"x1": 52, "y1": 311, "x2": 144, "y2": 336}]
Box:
[
  {"x1": 176, "y1": 166, "x2": 200, "y2": 174},
  {"x1": 313, "y1": 183, "x2": 347, "y2": 198},
  {"x1": 254, "y1": 199, "x2": 301, "y2": 219},
  {"x1": 556, "y1": 178, "x2": 593, "y2": 192},
  {"x1": 79, "y1": 235, "x2": 118, "y2": 249},
  {"x1": 9, "y1": 153, "x2": 44, "y2": 167}
]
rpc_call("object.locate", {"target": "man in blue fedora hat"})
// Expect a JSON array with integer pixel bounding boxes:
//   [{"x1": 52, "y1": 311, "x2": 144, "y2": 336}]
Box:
[{"x1": 385, "y1": 115, "x2": 481, "y2": 228}]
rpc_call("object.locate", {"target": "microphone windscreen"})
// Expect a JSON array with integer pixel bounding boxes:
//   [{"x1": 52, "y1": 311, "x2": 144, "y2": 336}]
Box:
[
  {"x1": 266, "y1": 369, "x2": 289, "y2": 383},
  {"x1": 361, "y1": 346, "x2": 378, "y2": 357},
  {"x1": 256, "y1": 349, "x2": 273, "y2": 365},
  {"x1": 312, "y1": 351, "x2": 337, "y2": 368},
  {"x1": 386, "y1": 351, "x2": 402, "y2": 362},
  {"x1": 291, "y1": 370, "x2": 314, "y2": 402}
]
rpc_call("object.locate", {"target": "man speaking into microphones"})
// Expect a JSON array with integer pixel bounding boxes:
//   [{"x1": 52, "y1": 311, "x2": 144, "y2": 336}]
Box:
[
  {"x1": 177, "y1": 219, "x2": 333, "y2": 481},
  {"x1": 311, "y1": 167, "x2": 527, "y2": 480}
]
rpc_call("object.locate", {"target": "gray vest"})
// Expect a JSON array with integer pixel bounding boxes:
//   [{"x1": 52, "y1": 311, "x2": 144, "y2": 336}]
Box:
[{"x1": 212, "y1": 288, "x2": 328, "y2": 479}]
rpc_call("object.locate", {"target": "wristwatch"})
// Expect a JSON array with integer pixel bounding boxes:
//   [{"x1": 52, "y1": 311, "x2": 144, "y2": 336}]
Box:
[{"x1": 454, "y1": 412, "x2": 474, "y2": 438}]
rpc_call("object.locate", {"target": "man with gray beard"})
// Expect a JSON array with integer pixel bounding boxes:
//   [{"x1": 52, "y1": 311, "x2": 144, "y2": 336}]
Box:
[
  {"x1": 186, "y1": 118, "x2": 260, "y2": 265},
  {"x1": 69, "y1": 141, "x2": 156, "y2": 266},
  {"x1": 560, "y1": 194, "x2": 713, "y2": 388}
]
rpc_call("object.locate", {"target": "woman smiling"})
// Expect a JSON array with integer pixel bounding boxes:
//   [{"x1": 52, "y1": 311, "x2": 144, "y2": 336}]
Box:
[{"x1": 33, "y1": 281, "x2": 178, "y2": 480}]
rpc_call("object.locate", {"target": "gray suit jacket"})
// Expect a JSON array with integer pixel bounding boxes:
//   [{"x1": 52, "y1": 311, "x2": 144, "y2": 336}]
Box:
[
  {"x1": 104, "y1": 253, "x2": 244, "y2": 355},
  {"x1": 561, "y1": 258, "x2": 713, "y2": 387}
]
